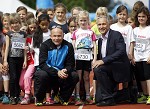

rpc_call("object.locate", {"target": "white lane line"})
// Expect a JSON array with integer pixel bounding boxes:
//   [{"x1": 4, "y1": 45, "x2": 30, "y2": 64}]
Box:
[
  {"x1": 78, "y1": 105, "x2": 84, "y2": 109},
  {"x1": 78, "y1": 86, "x2": 93, "y2": 109}
]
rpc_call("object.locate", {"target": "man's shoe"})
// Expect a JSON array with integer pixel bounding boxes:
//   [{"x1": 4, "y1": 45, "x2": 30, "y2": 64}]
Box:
[
  {"x1": 54, "y1": 94, "x2": 68, "y2": 105},
  {"x1": 137, "y1": 94, "x2": 147, "y2": 104},
  {"x1": 96, "y1": 100, "x2": 116, "y2": 106}
]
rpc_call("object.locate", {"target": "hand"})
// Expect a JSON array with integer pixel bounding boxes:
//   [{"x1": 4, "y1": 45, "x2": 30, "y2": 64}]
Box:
[
  {"x1": 131, "y1": 58, "x2": 136, "y2": 66},
  {"x1": 2, "y1": 61, "x2": 9, "y2": 75},
  {"x1": 92, "y1": 60, "x2": 104, "y2": 68},
  {"x1": 2, "y1": 68, "x2": 8, "y2": 75},
  {"x1": 24, "y1": 46, "x2": 29, "y2": 51},
  {"x1": 58, "y1": 69, "x2": 68, "y2": 79},
  {"x1": 29, "y1": 47, "x2": 34, "y2": 53},
  {"x1": 3, "y1": 61, "x2": 8, "y2": 71},
  {"x1": 92, "y1": 59, "x2": 96, "y2": 65},
  {"x1": 22, "y1": 61, "x2": 27, "y2": 69}
]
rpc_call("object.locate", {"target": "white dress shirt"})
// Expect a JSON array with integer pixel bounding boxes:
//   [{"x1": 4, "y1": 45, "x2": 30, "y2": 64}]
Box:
[{"x1": 101, "y1": 31, "x2": 109, "y2": 58}]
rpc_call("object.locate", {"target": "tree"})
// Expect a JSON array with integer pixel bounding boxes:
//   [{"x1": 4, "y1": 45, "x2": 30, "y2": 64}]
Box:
[{"x1": 20, "y1": 0, "x2": 110, "y2": 12}]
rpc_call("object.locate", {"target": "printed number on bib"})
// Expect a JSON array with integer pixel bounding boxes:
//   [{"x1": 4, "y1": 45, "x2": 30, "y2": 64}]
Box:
[
  {"x1": 75, "y1": 53, "x2": 91, "y2": 61},
  {"x1": 11, "y1": 38, "x2": 25, "y2": 49}
]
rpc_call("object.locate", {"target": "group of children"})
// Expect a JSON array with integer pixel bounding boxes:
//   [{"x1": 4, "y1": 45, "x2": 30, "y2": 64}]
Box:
[{"x1": 0, "y1": 0, "x2": 149, "y2": 106}]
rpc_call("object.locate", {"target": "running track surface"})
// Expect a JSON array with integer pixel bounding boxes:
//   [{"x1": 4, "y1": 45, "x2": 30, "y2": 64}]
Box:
[{"x1": 0, "y1": 72, "x2": 150, "y2": 109}]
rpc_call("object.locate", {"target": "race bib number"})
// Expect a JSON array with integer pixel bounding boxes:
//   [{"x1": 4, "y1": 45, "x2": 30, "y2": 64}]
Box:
[
  {"x1": 75, "y1": 49, "x2": 91, "y2": 60},
  {"x1": 12, "y1": 37, "x2": 25, "y2": 49},
  {"x1": 135, "y1": 43, "x2": 146, "y2": 52},
  {"x1": 75, "y1": 53, "x2": 91, "y2": 60}
]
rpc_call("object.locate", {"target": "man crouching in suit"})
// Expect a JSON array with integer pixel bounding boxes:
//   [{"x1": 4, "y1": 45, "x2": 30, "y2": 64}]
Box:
[{"x1": 93, "y1": 16, "x2": 130, "y2": 106}]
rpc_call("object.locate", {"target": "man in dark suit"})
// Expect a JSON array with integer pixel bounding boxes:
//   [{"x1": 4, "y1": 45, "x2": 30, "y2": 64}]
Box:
[{"x1": 93, "y1": 16, "x2": 130, "y2": 106}]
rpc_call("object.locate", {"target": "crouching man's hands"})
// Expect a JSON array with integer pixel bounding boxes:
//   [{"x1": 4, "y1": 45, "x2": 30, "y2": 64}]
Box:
[{"x1": 58, "y1": 69, "x2": 68, "y2": 79}]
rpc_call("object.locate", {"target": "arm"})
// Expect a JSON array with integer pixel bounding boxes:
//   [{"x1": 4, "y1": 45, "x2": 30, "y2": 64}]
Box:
[
  {"x1": 72, "y1": 40, "x2": 76, "y2": 50},
  {"x1": 128, "y1": 42, "x2": 135, "y2": 60},
  {"x1": 3, "y1": 35, "x2": 9, "y2": 74},
  {"x1": 23, "y1": 40, "x2": 27, "y2": 69},
  {"x1": 92, "y1": 40, "x2": 97, "y2": 63}
]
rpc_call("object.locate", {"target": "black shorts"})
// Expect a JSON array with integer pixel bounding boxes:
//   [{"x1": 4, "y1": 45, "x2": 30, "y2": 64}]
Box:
[
  {"x1": 76, "y1": 60, "x2": 91, "y2": 71},
  {"x1": 134, "y1": 61, "x2": 150, "y2": 81}
]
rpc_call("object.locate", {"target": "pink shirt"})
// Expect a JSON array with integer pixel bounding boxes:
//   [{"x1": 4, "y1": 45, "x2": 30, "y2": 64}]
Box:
[{"x1": 72, "y1": 28, "x2": 97, "y2": 49}]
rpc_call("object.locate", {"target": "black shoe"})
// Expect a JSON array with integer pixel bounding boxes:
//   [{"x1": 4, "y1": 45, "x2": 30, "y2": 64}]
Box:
[{"x1": 96, "y1": 100, "x2": 116, "y2": 106}]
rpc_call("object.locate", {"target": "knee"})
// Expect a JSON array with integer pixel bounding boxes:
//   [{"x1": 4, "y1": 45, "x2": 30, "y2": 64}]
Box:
[
  {"x1": 93, "y1": 67, "x2": 100, "y2": 75},
  {"x1": 34, "y1": 70, "x2": 48, "y2": 80},
  {"x1": 83, "y1": 75, "x2": 89, "y2": 82},
  {"x1": 71, "y1": 71, "x2": 79, "y2": 83}
]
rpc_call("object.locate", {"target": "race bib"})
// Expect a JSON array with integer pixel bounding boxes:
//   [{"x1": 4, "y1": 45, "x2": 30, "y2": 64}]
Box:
[
  {"x1": 75, "y1": 53, "x2": 91, "y2": 60},
  {"x1": 135, "y1": 43, "x2": 146, "y2": 52},
  {"x1": 75, "y1": 49, "x2": 92, "y2": 61},
  {"x1": 11, "y1": 37, "x2": 25, "y2": 49}
]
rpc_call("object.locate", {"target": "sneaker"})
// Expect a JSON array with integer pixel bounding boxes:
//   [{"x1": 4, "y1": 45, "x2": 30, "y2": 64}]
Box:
[
  {"x1": 9, "y1": 97, "x2": 17, "y2": 105},
  {"x1": 44, "y1": 97, "x2": 55, "y2": 105},
  {"x1": 2, "y1": 95, "x2": 9, "y2": 104},
  {"x1": 75, "y1": 98, "x2": 83, "y2": 106},
  {"x1": 35, "y1": 102, "x2": 43, "y2": 106},
  {"x1": 20, "y1": 97, "x2": 30, "y2": 105},
  {"x1": 54, "y1": 94, "x2": 68, "y2": 105},
  {"x1": 86, "y1": 98, "x2": 94, "y2": 105},
  {"x1": 146, "y1": 96, "x2": 150, "y2": 105},
  {"x1": 69, "y1": 96, "x2": 75, "y2": 104},
  {"x1": 137, "y1": 94, "x2": 147, "y2": 103}
]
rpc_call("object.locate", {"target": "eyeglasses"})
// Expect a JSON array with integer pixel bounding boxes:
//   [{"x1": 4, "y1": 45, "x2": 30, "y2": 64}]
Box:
[{"x1": 51, "y1": 25, "x2": 62, "y2": 30}]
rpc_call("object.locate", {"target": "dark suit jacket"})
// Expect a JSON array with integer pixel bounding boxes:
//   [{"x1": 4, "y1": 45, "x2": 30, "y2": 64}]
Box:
[{"x1": 97, "y1": 29, "x2": 130, "y2": 82}]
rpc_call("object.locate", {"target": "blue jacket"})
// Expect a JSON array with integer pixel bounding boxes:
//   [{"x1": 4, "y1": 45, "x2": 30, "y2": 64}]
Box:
[{"x1": 39, "y1": 39, "x2": 75, "y2": 76}]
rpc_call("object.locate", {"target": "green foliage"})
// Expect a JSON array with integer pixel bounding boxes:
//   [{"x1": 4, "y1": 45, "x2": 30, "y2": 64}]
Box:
[
  {"x1": 50, "y1": 0, "x2": 110, "y2": 12},
  {"x1": 20, "y1": 0, "x2": 36, "y2": 9},
  {"x1": 20, "y1": 0, "x2": 110, "y2": 12}
]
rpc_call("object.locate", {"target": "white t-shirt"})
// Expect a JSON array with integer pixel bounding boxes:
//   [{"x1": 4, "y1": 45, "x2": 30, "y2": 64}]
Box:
[
  {"x1": 133, "y1": 26, "x2": 150, "y2": 62},
  {"x1": 64, "y1": 32, "x2": 72, "y2": 43},
  {"x1": 43, "y1": 29, "x2": 51, "y2": 42},
  {"x1": 110, "y1": 23, "x2": 134, "y2": 54}
]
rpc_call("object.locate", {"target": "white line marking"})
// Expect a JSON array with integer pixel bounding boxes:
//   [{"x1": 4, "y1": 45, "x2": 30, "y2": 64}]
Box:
[{"x1": 78, "y1": 105, "x2": 84, "y2": 109}]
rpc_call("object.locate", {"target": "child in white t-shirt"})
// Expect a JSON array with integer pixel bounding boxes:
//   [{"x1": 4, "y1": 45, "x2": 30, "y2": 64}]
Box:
[{"x1": 132, "y1": 6, "x2": 150, "y2": 104}]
